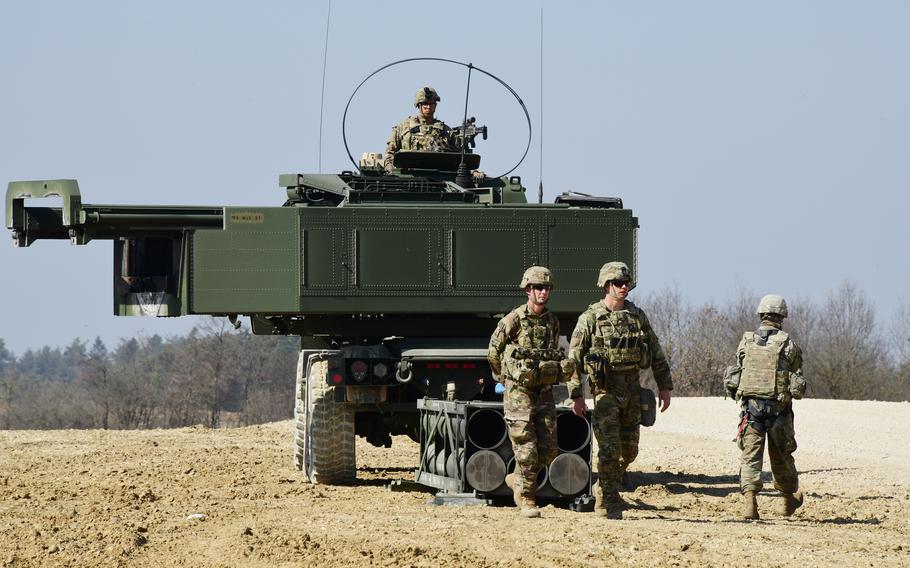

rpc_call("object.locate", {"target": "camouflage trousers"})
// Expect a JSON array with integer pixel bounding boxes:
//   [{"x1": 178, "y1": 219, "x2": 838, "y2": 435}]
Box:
[
  {"x1": 738, "y1": 400, "x2": 798, "y2": 494},
  {"x1": 503, "y1": 380, "x2": 557, "y2": 498},
  {"x1": 592, "y1": 373, "x2": 641, "y2": 498}
]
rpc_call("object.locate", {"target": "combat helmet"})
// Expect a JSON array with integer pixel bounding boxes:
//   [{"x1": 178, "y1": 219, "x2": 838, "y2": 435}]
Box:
[
  {"x1": 596, "y1": 261, "x2": 635, "y2": 289},
  {"x1": 520, "y1": 266, "x2": 554, "y2": 289},
  {"x1": 756, "y1": 294, "x2": 788, "y2": 317},
  {"x1": 414, "y1": 86, "x2": 441, "y2": 107}
]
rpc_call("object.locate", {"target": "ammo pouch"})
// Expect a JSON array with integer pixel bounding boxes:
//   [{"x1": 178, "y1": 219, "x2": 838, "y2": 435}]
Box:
[
  {"x1": 723, "y1": 365, "x2": 742, "y2": 399},
  {"x1": 638, "y1": 342, "x2": 652, "y2": 370},
  {"x1": 640, "y1": 387, "x2": 656, "y2": 427},
  {"x1": 789, "y1": 371, "x2": 806, "y2": 400},
  {"x1": 506, "y1": 346, "x2": 566, "y2": 388},
  {"x1": 537, "y1": 360, "x2": 561, "y2": 385},
  {"x1": 583, "y1": 349, "x2": 638, "y2": 376}
]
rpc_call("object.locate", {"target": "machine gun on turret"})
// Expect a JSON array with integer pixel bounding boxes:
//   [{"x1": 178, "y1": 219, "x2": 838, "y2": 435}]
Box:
[{"x1": 452, "y1": 116, "x2": 488, "y2": 150}]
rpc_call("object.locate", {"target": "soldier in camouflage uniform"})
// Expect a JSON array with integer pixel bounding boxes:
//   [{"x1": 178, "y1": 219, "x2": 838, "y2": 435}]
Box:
[
  {"x1": 725, "y1": 294, "x2": 806, "y2": 520},
  {"x1": 567, "y1": 262, "x2": 673, "y2": 518},
  {"x1": 488, "y1": 266, "x2": 570, "y2": 518},
  {"x1": 384, "y1": 86, "x2": 457, "y2": 172}
]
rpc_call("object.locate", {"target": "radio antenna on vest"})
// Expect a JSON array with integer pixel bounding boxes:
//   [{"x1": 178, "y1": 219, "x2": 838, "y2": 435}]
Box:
[
  {"x1": 538, "y1": 8, "x2": 544, "y2": 204},
  {"x1": 317, "y1": 0, "x2": 333, "y2": 173}
]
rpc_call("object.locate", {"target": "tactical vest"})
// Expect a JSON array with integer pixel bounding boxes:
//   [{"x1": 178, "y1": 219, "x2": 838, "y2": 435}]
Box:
[
  {"x1": 503, "y1": 311, "x2": 564, "y2": 387},
  {"x1": 401, "y1": 119, "x2": 451, "y2": 152},
  {"x1": 737, "y1": 331, "x2": 790, "y2": 400},
  {"x1": 583, "y1": 308, "x2": 650, "y2": 380}
]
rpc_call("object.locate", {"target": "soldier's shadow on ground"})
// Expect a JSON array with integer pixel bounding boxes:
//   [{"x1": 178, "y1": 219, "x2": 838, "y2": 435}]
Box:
[
  {"x1": 799, "y1": 467, "x2": 857, "y2": 475},
  {"x1": 813, "y1": 516, "x2": 882, "y2": 525},
  {"x1": 625, "y1": 471, "x2": 741, "y2": 498}
]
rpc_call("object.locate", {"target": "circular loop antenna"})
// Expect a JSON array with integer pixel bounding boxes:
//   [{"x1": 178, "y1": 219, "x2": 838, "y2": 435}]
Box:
[{"x1": 342, "y1": 57, "x2": 532, "y2": 178}]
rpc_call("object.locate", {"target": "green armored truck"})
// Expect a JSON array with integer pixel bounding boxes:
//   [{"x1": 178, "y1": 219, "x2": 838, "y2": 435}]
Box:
[{"x1": 6, "y1": 146, "x2": 637, "y2": 503}]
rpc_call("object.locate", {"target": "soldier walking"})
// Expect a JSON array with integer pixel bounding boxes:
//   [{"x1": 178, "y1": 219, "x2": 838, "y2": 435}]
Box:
[
  {"x1": 488, "y1": 266, "x2": 569, "y2": 518},
  {"x1": 384, "y1": 86, "x2": 456, "y2": 172},
  {"x1": 726, "y1": 294, "x2": 806, "y2": 520},
  {"x1": 567, "y1": 262, "x2": 673, "y2": 518}
]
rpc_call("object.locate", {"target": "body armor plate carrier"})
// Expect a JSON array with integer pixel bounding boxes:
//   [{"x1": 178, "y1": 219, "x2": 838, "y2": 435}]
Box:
[
  {"x1": 737, "y1": 331, "x2": 790, "y2": 400},
  {"x1": 583, "y1": 310, "x2": 651, "y2": 380},
  {"x1": 504, "y1": 313, "x2": 565, "y2": 388}
]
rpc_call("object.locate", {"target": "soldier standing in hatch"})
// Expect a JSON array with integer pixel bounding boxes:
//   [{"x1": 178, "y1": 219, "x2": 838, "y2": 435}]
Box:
[
  {"x1": 384, "y1": 86, "x2": 457, "y2": 172},
  {"x1": 567, "y1": 262, "x2": 673, "y2": 519},
  {"x1": 726, "y1": 294, "x2": 806, "y2": 520},
  {"x1": 488, "y1": 266, "x2": 570, "y2": 518}
]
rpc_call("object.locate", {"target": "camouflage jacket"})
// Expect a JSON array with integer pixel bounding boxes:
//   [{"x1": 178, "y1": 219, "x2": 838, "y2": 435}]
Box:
[
  {"x1": 384, "y1": 116, "x2": 456, "y2": 171},
  {"x1": 487, "y1": 304, "x2": 561, "y2": 381},
  {"x1": 567, "y1": 299, "x2": 673, "y2": 398}
]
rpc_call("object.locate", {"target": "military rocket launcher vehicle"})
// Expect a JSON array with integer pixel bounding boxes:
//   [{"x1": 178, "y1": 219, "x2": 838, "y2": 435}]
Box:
[{"x1": 7, "y1": 60, "x2": 638, "y2": 503}]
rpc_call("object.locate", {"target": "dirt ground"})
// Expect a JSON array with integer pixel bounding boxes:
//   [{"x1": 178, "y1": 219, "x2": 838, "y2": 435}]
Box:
[{"x1": 1, "y1": 397, "x2": 908, "y2": 567}]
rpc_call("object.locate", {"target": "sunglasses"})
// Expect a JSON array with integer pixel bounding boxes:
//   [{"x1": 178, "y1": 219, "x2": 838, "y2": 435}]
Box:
[
  {"x1": 530, "y1": 284, "x2": 552, "y2": 291},
  {"x1": 611, "y1": 280, "x2": 631, "y2": 288}
]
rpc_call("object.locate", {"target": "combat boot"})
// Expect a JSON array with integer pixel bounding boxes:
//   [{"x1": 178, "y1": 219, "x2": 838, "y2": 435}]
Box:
[
  {"x1": 742, "y1": 490, "x2": 759, "y2": 520},
  {"x1": 508, "y1": 474, "x2": 541, "y2": 518},
  {"x1": 606, "y1": 490, "x2": 626, "y2": 519},
  {"x1": 518, "y1": 496, "x2": 541, "y2": 518},
  {"x1": 781, "y1": 492, "x2": 803, "y2": 517},
  {"x1": 594, "y1": 493, "x2": 609, "y2": 517},
  {"x1": 594, "y1": 489, "x2": 623, "y2": 519}
]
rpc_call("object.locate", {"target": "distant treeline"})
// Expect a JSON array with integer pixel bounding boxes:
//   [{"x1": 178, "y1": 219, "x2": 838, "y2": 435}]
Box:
[
  {"x1": 1, "y1": 283, "x2": 908, "y2": 430},
  {"x1": 0, "y1": 320, "x2": 299, "y2": 430},
  {"x1": 638, "y1": 283, "x2": 910, "y2": 402}
]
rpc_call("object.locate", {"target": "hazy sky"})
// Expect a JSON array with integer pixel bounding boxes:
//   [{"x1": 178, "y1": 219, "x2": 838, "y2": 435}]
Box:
[{"x1": 1, "y1": 1, "x2": 908, "y2": 354}]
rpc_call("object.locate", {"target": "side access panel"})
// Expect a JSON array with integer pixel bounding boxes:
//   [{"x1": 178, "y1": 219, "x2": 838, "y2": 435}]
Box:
[{"x1": 190, "y1": 207, "x2": 299, "y2": 313}]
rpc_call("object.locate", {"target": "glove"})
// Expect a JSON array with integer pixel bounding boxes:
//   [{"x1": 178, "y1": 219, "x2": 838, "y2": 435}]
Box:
[{"x1": 494, "y1": 383, "x2": 505, "y2": 395}]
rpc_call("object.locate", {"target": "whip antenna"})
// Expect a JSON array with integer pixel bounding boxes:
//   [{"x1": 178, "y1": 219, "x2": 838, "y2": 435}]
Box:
[
  {"x1": 317, "y1": 0, "x2": 332, "y2": 172},
  {"x1": 538, "y1": 8, "x2": 544, "y2": 204},
  {"x1": 455, "y1": 63, "x2": 475, "y2": 188}
]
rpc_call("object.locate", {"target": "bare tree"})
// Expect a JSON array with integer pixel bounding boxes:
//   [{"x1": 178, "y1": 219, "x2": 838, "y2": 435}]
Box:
[
  {"x1": 0, "y1": 340, "x2": 13, "y2": 429},
  {"x1": 674, "y1": 304, "x2": 735, "y2": 396},
  {"x1": 886, "y1": 301, "x2": 910, "y2": 401},
  {"x1": 724, "y1": 286, "x2": 758, "y2": 341},
  {"x1": 638, "y1": 284, "x2": 688, "y2": 373},
  {"x1": 812, "y1": 282, "x2": 886, "y2": 399},
  {"x1": 194, "y1": 318, "x2": 237, "y2": 428},
  {"x1": 0, "y1": 374, "x2": 19, "y2": 430},
  {"x1": 79, "y1": 337, "x2": 112, "y2": 429}
]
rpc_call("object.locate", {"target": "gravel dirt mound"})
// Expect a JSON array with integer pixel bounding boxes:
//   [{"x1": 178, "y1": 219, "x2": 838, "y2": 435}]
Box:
[{"x1": 1, "y1": 398, "x2": 908, "y2": 567}]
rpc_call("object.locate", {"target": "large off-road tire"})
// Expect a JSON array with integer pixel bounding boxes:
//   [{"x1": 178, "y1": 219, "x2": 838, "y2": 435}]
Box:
[{"x1": 293, "y1": 351, "x2": 356, "y2": 484}]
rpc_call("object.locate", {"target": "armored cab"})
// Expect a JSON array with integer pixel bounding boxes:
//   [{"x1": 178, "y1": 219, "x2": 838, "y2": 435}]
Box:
[{"x1": 7, "y1": 148, "x2": 636, "y2": 502}]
